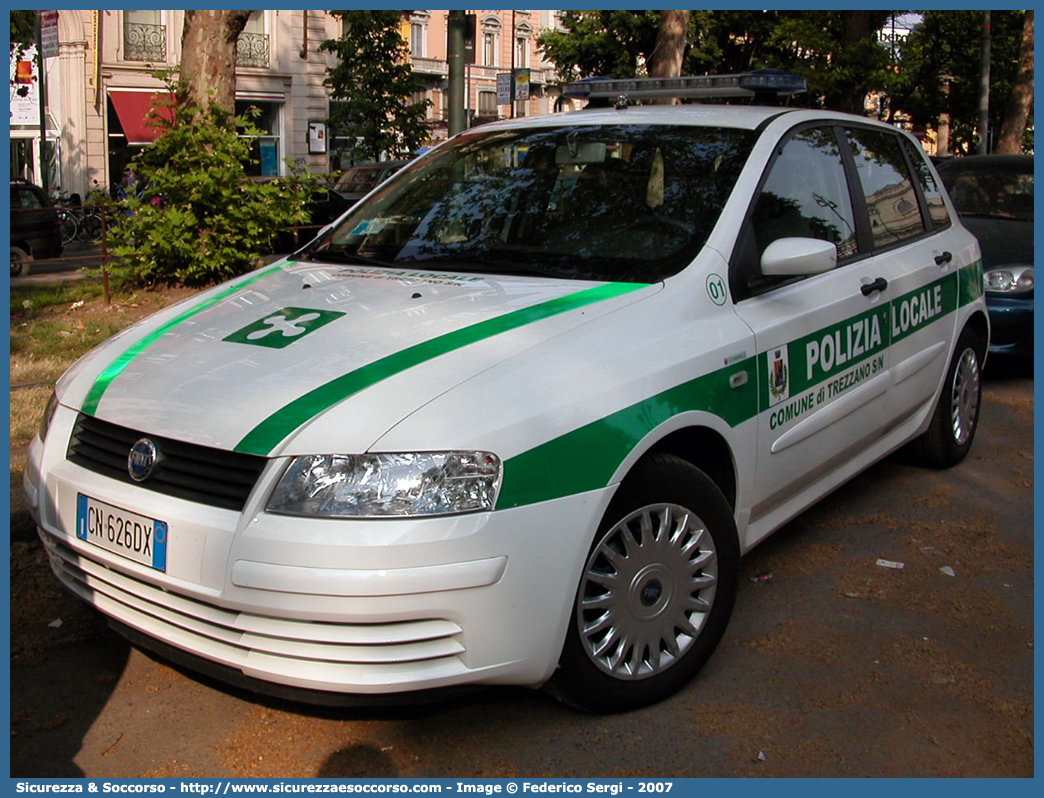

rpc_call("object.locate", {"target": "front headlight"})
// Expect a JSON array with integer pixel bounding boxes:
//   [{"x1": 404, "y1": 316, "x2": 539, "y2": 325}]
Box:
[
  {"x1": 266, "y1": 452, "x2": 502, "y2": 518},
  {"x1": 38, "y1": 390, "x2": 59, "y2": 442},
  {"x1": 984, "y1": 264, "x2": 1034, "y2": 294}
]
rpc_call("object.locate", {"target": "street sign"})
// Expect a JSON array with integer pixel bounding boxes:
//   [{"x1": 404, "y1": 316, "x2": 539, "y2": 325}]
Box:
[
  {"x1": 496, "y1": 72, "x2": 512, "y2": 105},
  {"x1": 40, "y1": 11, "x2": 59, "y2": 58}
]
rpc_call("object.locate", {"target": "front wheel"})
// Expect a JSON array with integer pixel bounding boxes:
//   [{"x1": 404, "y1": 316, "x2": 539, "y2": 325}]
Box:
[
  {"x1": 11, "y1": 245, "x2": 30, "y2": 278},
  {"x1": 909, "y1": 326, "x2": 985, "y2": 468},
  {"x1": 548, "y1": 453, "x2": 739, "y2": 713},
  {"x1": 76, "y1": 212, "x2": 102, "y2": 242}
]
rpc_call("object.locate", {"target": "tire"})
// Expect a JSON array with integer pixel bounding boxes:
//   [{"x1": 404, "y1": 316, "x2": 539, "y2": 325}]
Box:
[
  {"x1": 76, "y1": 212, "x2": 102, "y2": 242},
  {"x1": 910, "y1": 327, "x2": 985, "y2": 468},
  {"x1": 58, "y1": 210, "x2": 78, "y2": 244},
  {"x1": 548, "y1": 453, "x2": 739, "y2": 713},
  {"x1": 11, "y1": 245, "x2": 31, "y2": 278}
]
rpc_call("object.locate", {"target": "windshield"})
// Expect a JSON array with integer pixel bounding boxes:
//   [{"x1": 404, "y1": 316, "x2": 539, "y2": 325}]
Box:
[
  {"x1": 303, "y1": 124, "x2": 754, "y2": 283},
  {"x1": 940, "y1": 161, "x2": 1034, "y2": 222}
]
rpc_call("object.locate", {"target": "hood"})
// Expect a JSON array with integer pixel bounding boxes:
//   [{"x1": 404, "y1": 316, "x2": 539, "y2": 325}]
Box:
[{"x1": 65, "y1": 259, "x2": 652, "y2": 455}]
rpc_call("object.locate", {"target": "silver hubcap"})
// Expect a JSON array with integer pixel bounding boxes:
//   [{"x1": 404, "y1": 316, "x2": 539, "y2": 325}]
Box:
[
  {"x1": 577, "y1": 503, "x2": 718, "y2": 680},
  {"x1": 950, "y1": 346, "x2": 981, "y2": 446}
]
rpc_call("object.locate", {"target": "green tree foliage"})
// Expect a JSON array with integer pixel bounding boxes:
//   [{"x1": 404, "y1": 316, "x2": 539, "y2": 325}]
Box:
[
  {"x1": 537, "y1": 10, "x2": 663, "y2": 82},
  {"x1": 890, "y1": 11, "x2": 1032, "y2": 154},
  {"x1": 538, "y1": 10, "x2": 1032, "y2": 150},
  {"x1": 9, "y1": 9, "x2": 36, "y2": 42},
  {"x1": 760, "y1": 11, "x2": 894, "y2": 113},
  {"x1": 320, "y1": 10, "x2": 432, "y2": 162},
  {"x1": 540, "y1": 10, "x2": 895, "y2": 113},
  {"x1": 108, "y1": 80, "x2": 314, "y2": 288}
]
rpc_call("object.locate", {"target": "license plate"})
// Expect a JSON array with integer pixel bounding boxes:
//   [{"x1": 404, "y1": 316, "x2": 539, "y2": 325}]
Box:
[{"x1": 76, "y1": 494, "x2": 168, "y2": 572}]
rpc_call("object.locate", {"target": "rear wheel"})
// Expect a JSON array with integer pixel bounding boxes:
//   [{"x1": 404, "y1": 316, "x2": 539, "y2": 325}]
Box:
[
  {"x1": 11, "y1": 245, "x2": 30, "y2": 278},
  {"x1": 549, "y1": 453, "x2": 739, "y2": 712},
  {"x1": 910, "y1": 327, "x2": 985, "y2": 467},
  {"x1": 58, "y1": 210, "x2": 78, "y2": 244}
]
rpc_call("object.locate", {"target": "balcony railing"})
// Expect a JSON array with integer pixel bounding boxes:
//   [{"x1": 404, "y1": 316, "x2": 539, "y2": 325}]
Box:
[
  {"x1": 411, "y1": 56, "x2": 448, "y2": 77},
  {"x1": 123, "y1": 22, "x2": 166, "y2": 63},
  {"x1": 236, "y1": 32, "x2": 270, "y2": 68}
]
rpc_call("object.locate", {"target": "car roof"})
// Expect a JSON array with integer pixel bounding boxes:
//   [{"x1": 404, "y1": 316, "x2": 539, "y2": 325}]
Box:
[
  {"x1": 936, "y1": 153, "x2": 1033, "y2": 171},
  {"x1": 458, "y1": 104, "x2": 919, "y2": 138},
  {"x1": 473, "y1": 104, "x2": 798, "y2": 133}
]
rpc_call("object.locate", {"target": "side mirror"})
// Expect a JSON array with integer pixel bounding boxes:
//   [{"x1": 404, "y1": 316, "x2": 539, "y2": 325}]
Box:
[{"x1": 761, "y1": 237, "x2": 837, "y2": 276}]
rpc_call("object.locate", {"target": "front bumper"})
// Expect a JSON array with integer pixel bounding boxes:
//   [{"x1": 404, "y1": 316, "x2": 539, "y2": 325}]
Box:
[
  {"x1": 985, "y1": 293, "x2": 1033, "y2": 357},
  {"x1": 25, "y1": 407, "x2": 610, "y2": 699}
]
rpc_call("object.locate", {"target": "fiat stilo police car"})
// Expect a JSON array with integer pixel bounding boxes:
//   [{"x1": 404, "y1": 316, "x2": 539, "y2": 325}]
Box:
[{"x1": 26, "y1": 73, "x2": 987, "y2": 712}]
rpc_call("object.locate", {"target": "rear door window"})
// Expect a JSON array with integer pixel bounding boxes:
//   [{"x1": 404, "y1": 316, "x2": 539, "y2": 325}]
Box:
[{"x1": 845, "y1": 128, "x2": 925, "y2": 249}]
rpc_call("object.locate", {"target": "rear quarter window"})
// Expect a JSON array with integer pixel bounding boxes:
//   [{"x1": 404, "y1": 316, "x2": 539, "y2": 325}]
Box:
[{"x1": 902, "y1": 139, "x2": 951, "y2": 229}]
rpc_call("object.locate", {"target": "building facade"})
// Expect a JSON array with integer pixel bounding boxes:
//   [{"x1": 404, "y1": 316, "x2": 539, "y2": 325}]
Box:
[{"x1": 10, "y1": 9, "x2": 565, "y2": 200}]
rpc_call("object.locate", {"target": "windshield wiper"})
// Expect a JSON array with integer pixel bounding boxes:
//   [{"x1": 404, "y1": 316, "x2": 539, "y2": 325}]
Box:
[
  {"x1": 297, "y1": 248, "x2": 394, "y2": 267},
  {"x1": 398, "y1": 255, "x2": 564, "y2": 279}
]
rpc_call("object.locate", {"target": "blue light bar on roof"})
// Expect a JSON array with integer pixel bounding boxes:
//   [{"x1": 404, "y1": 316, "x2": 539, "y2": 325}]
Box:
[{"x1": 563, "y1": 71, "x2": 807, "y2": 102}]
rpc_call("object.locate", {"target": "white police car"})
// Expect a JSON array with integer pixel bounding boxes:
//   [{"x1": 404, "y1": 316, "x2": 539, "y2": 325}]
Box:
[{"x1": 26, "y1": 73, "x2": 987, "y2": 712}]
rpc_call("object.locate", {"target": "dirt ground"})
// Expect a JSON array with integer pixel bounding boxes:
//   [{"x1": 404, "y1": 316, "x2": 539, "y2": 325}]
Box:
[{"x1": 8, "y1": 364, "x2": 1033, "y2": 779}]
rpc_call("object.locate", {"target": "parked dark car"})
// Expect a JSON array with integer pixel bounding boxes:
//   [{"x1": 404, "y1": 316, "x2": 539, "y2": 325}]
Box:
[
  {"x1": 273, "y1": 185, "x2": 357, "y2": 252},
  {"x1": 10, "y1": 179, "x2": 64, "y2": 277},
  {"x1": 935, "y1": 153, "x2": 1031, "y2": 359},
  {"x1": 331, "y1": 160, "x2": 409, "y2": 203},
  {"x1": 271, "y1": 162, "x2": 411, "y2": 253},
  {"x1": 937, "y1": 154, "x2": 1033, "y2": 359}
]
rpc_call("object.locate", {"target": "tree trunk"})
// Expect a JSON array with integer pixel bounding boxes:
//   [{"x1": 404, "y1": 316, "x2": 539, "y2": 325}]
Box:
[
  {"x1": 834, "y1": 11, "x2": 874, "y2": 115},
  {"x1": 996, "y1": 10, "x2": 1034, "y2": 154},
  {"x1": 648, "y1": 10, "x2": 690, "y2": 78},
  {"x1": 647, "y1": 11, "x2": 690, "y2": 105},
  {"x1": 180, "y1": 10, "x2": 252, "y2": 115}
]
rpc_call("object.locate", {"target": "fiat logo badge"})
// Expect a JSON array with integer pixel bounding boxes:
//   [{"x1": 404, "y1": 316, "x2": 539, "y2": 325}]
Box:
[{"x1": 127, "y1": 438, "x2": 161, "y2": 482}]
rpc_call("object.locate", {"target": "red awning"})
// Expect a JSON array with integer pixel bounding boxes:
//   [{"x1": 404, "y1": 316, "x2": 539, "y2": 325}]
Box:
[{"x1": 109, "y1": 91, "x2": 175, "y2": 146}]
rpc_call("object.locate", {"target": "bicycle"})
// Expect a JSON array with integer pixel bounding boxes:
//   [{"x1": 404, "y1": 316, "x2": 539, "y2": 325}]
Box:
[
  {"x1": 50, "y1": 189, "x2": 80, "y2": 244},
  {"x1": 50, "y1": 188, "x2": 108, "y2": 244},
  {"x1": 75, "y1": 206, "x2": 104, "y2": 242}
]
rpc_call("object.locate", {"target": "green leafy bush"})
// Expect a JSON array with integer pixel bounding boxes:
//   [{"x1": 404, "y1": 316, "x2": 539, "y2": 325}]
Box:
[{"x1": 108, "y1": 89, "x2": 316, "y2": 288}]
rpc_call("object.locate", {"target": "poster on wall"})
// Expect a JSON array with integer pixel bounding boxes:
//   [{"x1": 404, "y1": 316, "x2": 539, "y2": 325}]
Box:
[
  {"x1": 514, "y1": 68, "x2": 530, "y2": 101},
  {"x1": 308, "y1": 121, "x2": 327, "y2": 154},
  {"x1": 9, "y1": 43, "x2": 40, "y2": 126}
]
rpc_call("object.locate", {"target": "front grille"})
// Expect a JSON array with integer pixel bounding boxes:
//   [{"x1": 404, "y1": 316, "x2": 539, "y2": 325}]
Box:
[
  {"x1": 67, "y1": 413, "x2": 267, "y2": 511},
  {"x1": 41, "y1": 532, "x2": 468, "y2": 693}
]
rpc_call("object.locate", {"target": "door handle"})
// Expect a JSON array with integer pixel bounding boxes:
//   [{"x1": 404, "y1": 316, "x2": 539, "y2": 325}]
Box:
[
  {"x1": 935, "y1": 251, "x2": 953, "y2": 265},
  {"x1": 861, "y1": 277, "x2": 888, "y2": 296}
]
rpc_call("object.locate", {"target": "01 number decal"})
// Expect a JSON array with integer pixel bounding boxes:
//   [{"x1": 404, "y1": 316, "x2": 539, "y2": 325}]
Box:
[{"x1": 706, "y1": 273, "x2": 727, "y2": 306}]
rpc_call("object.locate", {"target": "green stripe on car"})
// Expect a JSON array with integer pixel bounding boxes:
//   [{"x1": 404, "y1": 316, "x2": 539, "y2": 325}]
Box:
[
  {"x1": 81, "y1": 263, "x2": 288, "y2": 416},
  {"x1": 496, "y1": 356, "x2": 759, "y2": 510},
  {"x1": 234, "y1": 282, "x2": 649, "y2": 455}
]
